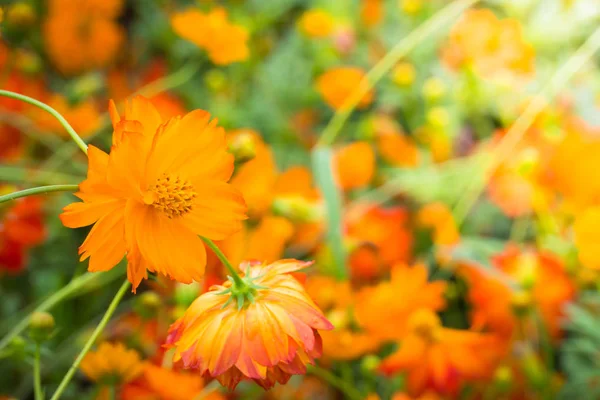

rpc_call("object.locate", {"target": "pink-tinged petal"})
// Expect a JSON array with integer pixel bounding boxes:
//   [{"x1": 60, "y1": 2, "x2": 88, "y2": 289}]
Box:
[
  {"x1": 208, "y1": 311, "x2": 243, "y2": 375},
  {"x1": 288, "y1": 313, "x2": 315, "y2": 352},
  {"x1": 263, "y1": 259, "x2": 314, "y2": 276},
  {"x1": 264, "y1": 291, "x2": 333, "y2": 330}
]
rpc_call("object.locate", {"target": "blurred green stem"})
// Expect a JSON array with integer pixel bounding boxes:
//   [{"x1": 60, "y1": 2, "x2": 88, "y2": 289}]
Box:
[
  {"x1": 317, "y1": 0, "x2": 481, "y2": 146},
  {"x1": 192, "y1": 380, "x2": 221, "y2": 400},
  {"x1": 0, "y1": 90, "x2": 88, "y2": 154},
  {"x1": 0, "y1": 272, "x2": 104, "y2": 352},
  {"x1": 34, "y1": 344, "x2": 43, "y2": 400},
  {"x1": 307, "y1": 365, "x2": 364, "y2": 400},
  {"x1": 0, "y1": 185, "x2": 79, "y2": 204},
  {"x1": 50, "y1": 279, "x2": 130, "y2": 400}
]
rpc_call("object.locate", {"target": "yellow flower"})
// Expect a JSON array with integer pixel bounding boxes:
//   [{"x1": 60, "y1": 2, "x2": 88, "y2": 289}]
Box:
[{"x1": 298, "y1": 9, "x2": 334, "y2": 38}]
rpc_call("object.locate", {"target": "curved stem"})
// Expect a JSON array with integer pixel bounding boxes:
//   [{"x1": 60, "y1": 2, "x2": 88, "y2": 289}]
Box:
[
  {"x1": 200, "y1": 237, "x2": 245, "y2": 287},
  {"x1": 317, "y1": 0, "x2": 480, "y2": 146},
  {"x1": 307, "y1": 365, "x2": 364, "y2": 400},
  {"x1": 50, "y1": 279, "x2": 130, "y2": 400},
  {"x1": 33, "y1": 344, "x2": 43, "y2": 400},
  {"x1": 0, "y1": 185, "x2": 79, "y2": 204},
  {"x1": 0, "y1": 90, "x2": 88, "y2": 154},
  {"x1": 0, "y1": 272, "x2": 103, "y2": 352}
]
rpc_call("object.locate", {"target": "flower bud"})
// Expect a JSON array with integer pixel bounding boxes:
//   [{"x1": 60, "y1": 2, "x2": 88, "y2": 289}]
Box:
[
  {"x1": 6, "y1": 2, "x2": 36, "y2": 27},
  {"x1": 361, "y1": 354, "x2": 381, "y2": 372},
  {"x1": 204, "y1": 69, "x2": 227, "y2": 92},
  {"x1": 422, "y1": 77, "x2": 446, "y2": 102},
  {"x1": 401, "y1": 0, "x2": 423, "y2": 15},
  {"x1": 14, "y1": 49, "x2": 41, "y2": 74},
  {"x1": 272, "y1": 196, "x2": 322, "y2": 223},
  {"x1": 174, "y1": 282, "x2": 201, "y2": 308},
  {"x1": 511, "y1": 290, "x2": 532, "y2": 317},
  {"x1": 229, "y1": 132, "x2": 257, "y2": 164},
  {"x1": 134, "y1": 291, "x2": 161, "y2": 319},
  {"x1": 8, "y1": 335, "x2": 27, "y2": 358},
  {"x1": 493, "y1": 365, "x2": 513, "y2": 393},
  {"x1": 392, "y1": 62, "x2": 416, "y2": 87},
  {"x1": 29, "y1": 311, "x2": 55, "y2": 343}
]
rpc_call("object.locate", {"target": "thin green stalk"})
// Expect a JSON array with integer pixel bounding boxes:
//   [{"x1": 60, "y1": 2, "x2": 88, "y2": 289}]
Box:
[
  {"x1": 50, "y1": 279, "x2": 130, "y2": 400},
  {"x1": 0, "y1": 90, "x2": 88, "y2": 154},
  {"x1": 107, "y1": 385, "x2": 116, "y2": 400},
  {"x1": 0, "y1": 185, "x2": 79, "y2": 204},
  {"x1": 452, "y1": 25, "x2": 600, "y2": 226},
  {"x1": 317, "y1": 0, "x2": 481, "y2": 146},
  {"x1": 0, "y1": 272, "x2": 103, "y2": 352},
  {"x1": 307, "y1": 365, "x2": 364, "y2": 400},
  {"x1": 200, "y1": 237, "x2": 245, "y2": 287},
  {"x1": 34, "y1": 344, "x2": 43, "y2": 400},
  {"x1": 193, "y1": 380, "x2": 221, "y2": 400}
]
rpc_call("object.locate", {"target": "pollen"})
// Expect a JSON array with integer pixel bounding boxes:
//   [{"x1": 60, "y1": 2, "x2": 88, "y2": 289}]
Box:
[{"x1": 144, "y1": 174, "x2": 197, "y2": 218}]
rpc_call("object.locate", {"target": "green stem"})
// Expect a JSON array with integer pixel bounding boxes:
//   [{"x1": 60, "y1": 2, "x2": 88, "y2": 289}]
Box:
[
  {"x1": 50, "y1": 279, "x2": 130, "y2": 400},
  {"x1": 0, "y1": 90, "x2": 88, "y2": 154},
  {"x1": 307, "y1": 365, "x2": 365, "y2": 400},
  {"x1": 34, "y1": 344, "x2": 43, "y2": 400},
  {"x1": 107, "y1": 385, "x2": 116, "y2": 400},
  {"x1": 317, "y1": 0, "x2": 481, "y2": 146},
  {"x1": 192, "y1": 380, "x2": 221, "y2": 400},
  {"x1": 200, "y1": 237, "x2": 245, "y2": 287},
  {"x1": 0, "y1": 272, "x2": 103, "y2": 352},
  {"x1": 0, "y1": 185, "x2": 79, "y2": 204}
]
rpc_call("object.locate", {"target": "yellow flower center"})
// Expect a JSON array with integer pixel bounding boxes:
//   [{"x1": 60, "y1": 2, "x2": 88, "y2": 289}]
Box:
[
  {"x1": 408, "y1": 309, "x2": 442, "y2": 343},
  {"x1": 143, "y1": 174, "x2": 197, "y2": 218}
]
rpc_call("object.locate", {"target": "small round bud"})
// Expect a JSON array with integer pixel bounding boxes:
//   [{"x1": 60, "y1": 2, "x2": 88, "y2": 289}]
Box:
[
  {"x1": 401, "y1": 0, "x2": 423, "y2": 15},
  {"x1": 493, "y1": 365, "x2": 513, "y2": 393},
  {"x1": 229, "y1": 132, "x2": 257, "y2": 164},
  {"x1": 14, "y1": 49, "x2": 41, "y2": 74},
  {"x1": 422, "y1": 77, "x2": 446, "y2": 102},
  {"x1": 134, "y1": 291, "x2": 161, "y2": 319},
  {"x1": 9, "y1": 335, "x2": 27, "y2": 357},
  {"x1": 361, "y1": 354, "x2": 381, "y2": 372},
  {"x1": 392, "y1": 62, "x2": 416, "y2": 87},
  {"x1": 174, "y1": 282, "x2": 201, "y2": 308},
  {"x1": 6, "y1": 2, "x2": 36, "y2": 27},
  {"x1": 272, "y1": 196, "x2": 322, "y2": 223},
  {"x1": 327, "y1": 309, "x2": 349, "y2": 329},
  {"x1": 204, "y1": 69, "x2": 227, "y2": 92},
  {"x1": 511, "y1": 290, "x2": 532, "y2": 317},
  {"x1": 426, "y1": 107, "x2": 450, "y2": 128},
  {"x1": 29, "y1": 311, "x2": 55, "y2": 343}
]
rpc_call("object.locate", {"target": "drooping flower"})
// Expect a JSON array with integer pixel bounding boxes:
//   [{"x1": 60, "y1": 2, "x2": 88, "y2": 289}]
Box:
[
  {"x1": 0, "y1": 195, "x2": 46, "y2": 274},
  {"x1": 60, "y1": 96, "x2": 247, "y2": 291},
  {"x1": 171, "y1": 8, "x2": 249, "y2": 65},
  {"x1": 355, "y1": 264, "x2": 446, "y2": 341},
  {"x1": 380, "y1": 310, "x2": 500, "y2": 396},
  {"x1": 122, "y1": 363, "x2": 224, "y2": 400},
  {"x1": 43, "y1": 0, "x2": 124, "y2": 75},
  {"x1": 298, "y1": 9, "x2": 335, "y2": 38},
  {"x1": 165, "y1": 260, "x2": 333, "y2": 390},
  {"x1": 80, "y1": 342, "x2": 143, "y2": 384},
  {"x1": 316, "y1": 67, "x2": 373, "y2": 110}
]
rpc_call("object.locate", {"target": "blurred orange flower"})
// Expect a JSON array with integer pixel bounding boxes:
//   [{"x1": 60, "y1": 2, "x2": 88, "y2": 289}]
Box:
[
  {"x1": 334, "y1": 141, "x2": 376, "y2": 190},
  {"x1": 0, "y1": 196, "x2": 46, "y2": 274},
  {"x1": 44, "y1": 0, "x2": 124, "y2": 75},
  {"x1": 346, "y1": 205, "x2": 412, "y2": 280},
  {"x1": 172, "y1": 8, "x2": 249, "y2": 65},
  {"x1": 122, "y1": 364, "x2": 224, "y2": 400},
  {"x1": 60, "y1": 96, "x2": 246, "y2": 291},
  {"x1": 380, "y1": 309, "x2": 500, "y2": 396},
  {"x1": 80, "y1": 342, "x2": 143, "y2": 384},
  {"x1": 316, "y1": 67, "x2": 373, "y2": 110},
  {"x1": 361, "y1": 0, "x2": 383, "y2": 27},
  {"x1": 417, "y1": 203, "x2": 460, "y2": 246},
  {"x1": 574, "y1": 207, "x2": 600, "y2": 270},
  {"x1": 298, "y1": 9, "x2": 335, "y2": 38},
  {"x1": 442, "y1": 9, "x2": 535, "y2": 80},
  {"x1": 31, "y1": 95, "x2": 101, "y2": 138},
  {"x1": 166, "y1": 260, "x2": 333, "y2": 390},
  {"x1": 377, "y1": 131, "x2": 419, "y2": 167},
  {"x1": 355, "y1": 264, "x2": 446, "y2": 341}
]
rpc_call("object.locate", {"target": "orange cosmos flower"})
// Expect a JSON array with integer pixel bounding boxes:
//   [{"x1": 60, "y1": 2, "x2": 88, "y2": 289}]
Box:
[
  {"x1": 361, "y1": 0, "x2": 383, "y2": 27},
  {"x1": 355, "y1": 264, "x2": 446, "y2": 341},
  {"x1": 417, "y1": 203, "x2": 460, "y2": 246},
  {"x1": 316, "y1": 67, "x2": 373, "y2": 110},
  {"x1": 574, "y1": 207, "x2": 600, "y2": 270},
  {"x1": 172, "y1": 8, "x2": 249, "y2": 65},
  {"x1": 165, "y1": 259, "x2": 333, "y2": 390},
  {"x1": 298, "y1": 9, "x2": 335, "y2": 38},
  {"x1": 380, "y1": 310, "x2": 500, "y2": 396},
  {"x1": 334, "y1": 141, "x2": 376, "y2": 190},
  {"x1": 377, "y1": 131, "x2": 419, "y2": 167},
  {"x1": 122, "y1": 363, "x2": 224, "y2": 400},
  {"x1": 442, "y1": 9, "x2": 535, "y2": 80},
  {"x1": 80, "y1": 342, "x2": 143, "y2": 384},
  {"x1": 43, "y1": 0, "x2": 124, "y2": 75},
  {"x1": 60, "y1": 96, "x2": 246, "y2": 291}
]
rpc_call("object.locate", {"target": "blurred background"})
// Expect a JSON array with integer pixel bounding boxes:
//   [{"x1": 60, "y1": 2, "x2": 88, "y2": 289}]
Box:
[{"x1": 1, "y1": 0, "x2": 600, "y2": 399}]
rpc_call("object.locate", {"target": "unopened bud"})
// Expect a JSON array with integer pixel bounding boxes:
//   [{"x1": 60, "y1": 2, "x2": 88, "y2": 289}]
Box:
[
  {"x1": 422, "y1": 77, "x2": 446, "y2": 102},
  {"x1": 68, "y1": 73, "x2": 104, "y2": 103},
  {"x1": 361, "y1": 354, "x2": 381, "y2": 372},
  {"x1": 229, "y1": 132, "x2": 256, "y2": 164},
  {"x1": 392, "y1": 62, "x2": 416, "y2": 87},
  {"x1": 327, "y1": 309, "x2": 349, "y2": 329},
  {"x1": 6, "y1": 2, "x2": 36, "y2": 27},
  {"x1": 204, "y1": 69, "x2": 227, "y2": 92},
  {"x1": 493, "y1": 365, "x2": 513, "y2": 393},
  {"x1": 29, "y1": 311, "x2": 55, "y2": 343},
  {"x1": 14, "y1": 49, "x2": 41, "y2": 74},
  {"x1": 8, "y1": 335, "x2": 27, "y2": 357},
  {"x1": 511, "y1": 290, "x2": 532, "y2": 317},
  {"x1": 134, "y1": 291, "x2": 161, "y2": 319},
  {"x1": 272, "y1": 196, "x2": 322, "y2": 223},
  {"x1": 174, "y1": 282, "x2": 201, "y2": 308}
]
